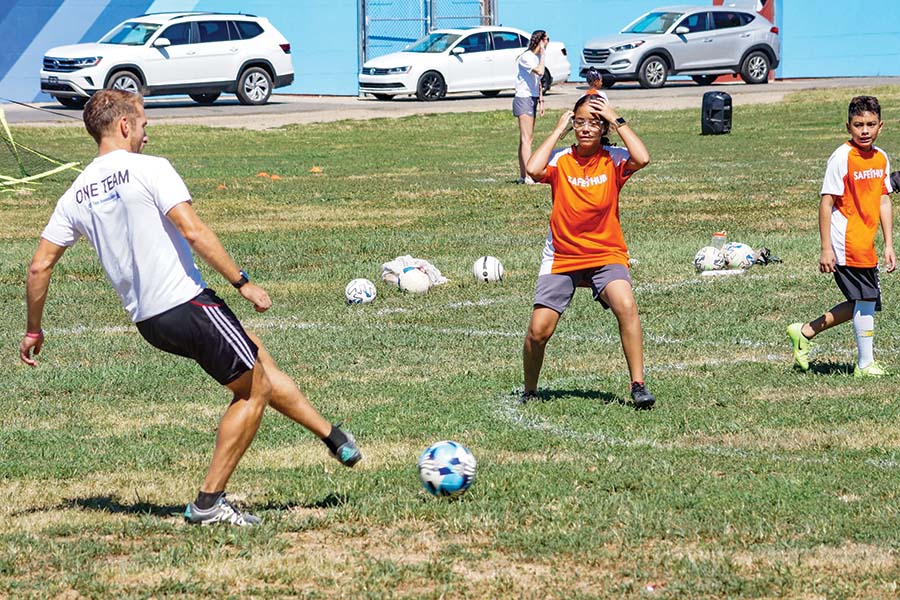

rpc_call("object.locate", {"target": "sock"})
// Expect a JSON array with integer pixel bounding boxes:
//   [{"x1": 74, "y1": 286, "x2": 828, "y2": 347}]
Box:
[
  {"x1": 631, "y1": 381, "x2": 644, "y2": 388},
  {"x1": 321, "y1": 424, "x2": 348, "y2": 454},
  {"x1": 195, "y1": 490, "x2": 224, "y2": 510},
  {"x1": 853, "y1": 300, "x2": 876, "y2": 368}
]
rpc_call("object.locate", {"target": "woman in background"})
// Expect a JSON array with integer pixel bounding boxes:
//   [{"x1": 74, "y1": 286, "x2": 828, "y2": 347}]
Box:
[{"x1": 513, "y1": 29, "x2": 549, "y2": 184}]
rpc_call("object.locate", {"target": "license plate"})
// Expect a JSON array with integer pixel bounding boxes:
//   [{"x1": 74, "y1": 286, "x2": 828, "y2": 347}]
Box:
[{"x1": 48, "y1": 76, "x2": 58, "y2": 84}]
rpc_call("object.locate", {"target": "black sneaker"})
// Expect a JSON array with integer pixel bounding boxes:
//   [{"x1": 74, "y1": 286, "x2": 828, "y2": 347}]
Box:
[
  {"x1": 184, "y1": 494, "x2": 261, "y2": 526},
  {"x1": 520, "y1": 390, "x2": 538, "y2": 404},
  {"x1": 630, "y1": 382, "x2": 656, "y2": 410}
]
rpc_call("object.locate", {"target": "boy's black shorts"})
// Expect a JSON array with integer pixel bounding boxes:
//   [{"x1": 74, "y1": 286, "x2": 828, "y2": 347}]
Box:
[
  {"x1": 834, "y1": 265, "x2": 882, "y2": 311},
  {"x1": 136, "y1": 289, "x2": 258, "y2": 385}
]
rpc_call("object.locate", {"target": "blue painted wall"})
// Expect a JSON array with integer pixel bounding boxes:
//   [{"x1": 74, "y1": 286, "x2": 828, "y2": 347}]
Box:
[
  {"x1": 779, "y1": 0, "x2": 900, "y2": 77},
  {"x1": 2, "y1": 0, "x2": 900, "y2": 103}
]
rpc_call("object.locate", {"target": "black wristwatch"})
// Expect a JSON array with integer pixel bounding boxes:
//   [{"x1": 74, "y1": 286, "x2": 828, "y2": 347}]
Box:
[
  {"x1": 232, "y1": 269, "x2": 250, "y2": 289},
  {"x1": 615, "y1": 116, "x2": 627, "y2": 126}
]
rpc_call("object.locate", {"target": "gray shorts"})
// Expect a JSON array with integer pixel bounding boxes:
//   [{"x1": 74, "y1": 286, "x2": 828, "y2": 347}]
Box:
[
  {"x1": 834, "y1": 265, "x2": 882, "y2": 311},
  {"x1": 513, "y1": 96, "x2": 539, "y2": 117},
  {"x1": 533, "y1": 264, "x2": 632, "y2": 313}
]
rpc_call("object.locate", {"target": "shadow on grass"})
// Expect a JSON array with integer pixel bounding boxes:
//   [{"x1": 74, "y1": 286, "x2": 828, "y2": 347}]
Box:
[
  {"x1": 807, "y1": 361, "x2": 854, "y2": 376},
  {"x1": 63, "y1": 496, "x2": 184, "y2": 518},
  {"x1": 524, "y1": 388, "x2": 627, "y2": 406},
  {"x1": 14, "y1": 493, "x2": 350, "y2": 518}
]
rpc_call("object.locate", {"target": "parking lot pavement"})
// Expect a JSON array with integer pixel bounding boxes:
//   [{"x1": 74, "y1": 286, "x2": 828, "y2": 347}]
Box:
[{"x1": 4, "y1": 77, "x2": 900, "y2": 129}]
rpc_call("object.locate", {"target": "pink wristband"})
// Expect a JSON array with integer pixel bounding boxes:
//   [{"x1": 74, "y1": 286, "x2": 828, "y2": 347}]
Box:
[{"x1": 25, "y1": 330, "x2": 43, "y2": 339}]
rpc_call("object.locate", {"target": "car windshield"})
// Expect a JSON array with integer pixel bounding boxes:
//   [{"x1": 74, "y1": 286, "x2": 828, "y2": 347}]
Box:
[
  {"x1": 100, "y1": 22, "x2": 161, "y2": 45},
  {"x1": 404, "y1": 33, "x2": 461, "y2": 53},
  {"x1": 622, "y1": 12, "x2": 683, "y2": 34}
]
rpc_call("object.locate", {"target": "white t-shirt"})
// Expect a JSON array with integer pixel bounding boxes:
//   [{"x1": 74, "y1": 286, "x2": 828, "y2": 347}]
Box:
[
  {"x1": 515, "y1": 50, "x2": 541, "y2": 98},
  {"x1": 41, "y1": 150, "x2": 206, "y2": 322}
]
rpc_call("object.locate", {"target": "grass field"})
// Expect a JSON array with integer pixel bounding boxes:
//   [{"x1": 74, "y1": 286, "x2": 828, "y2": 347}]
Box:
[{"x1": 3, "y1": 87, "x2": 900, "y2": 599}]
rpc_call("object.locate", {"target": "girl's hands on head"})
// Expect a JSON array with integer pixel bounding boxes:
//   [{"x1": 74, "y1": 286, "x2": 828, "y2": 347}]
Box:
[
  {"x1": 588, "y1": 97, "x2": 619, "y2": 123},
  {"x1": 556, "y1": 109, "x2": 575, "y2": 133}
]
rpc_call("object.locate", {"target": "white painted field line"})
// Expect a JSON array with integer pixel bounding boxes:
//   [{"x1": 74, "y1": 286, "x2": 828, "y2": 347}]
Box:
[{"x1": 494, "y1": 388, "x2": 898, "y2": 470}]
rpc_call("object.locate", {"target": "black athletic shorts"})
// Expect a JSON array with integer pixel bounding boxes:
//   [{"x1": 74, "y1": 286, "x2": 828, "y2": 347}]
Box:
[
  {"x1": 136, "y1": 289, "x2": 258, "y2": 384},
  {"x1": 834, "y1": 265, "x2": 882, "y2": 311}
]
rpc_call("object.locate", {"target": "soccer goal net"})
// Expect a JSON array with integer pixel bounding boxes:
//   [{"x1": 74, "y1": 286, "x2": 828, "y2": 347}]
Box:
[{"x1": 0, "y1": 108, "x2": 80, "y2": 189}]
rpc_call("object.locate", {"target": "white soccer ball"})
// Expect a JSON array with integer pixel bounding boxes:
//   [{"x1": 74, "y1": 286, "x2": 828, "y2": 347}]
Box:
[
  {"x1": 398, "y1": 267, "x2": 431, "y2": 294},
  {"x1": 417, "y1": 440, "x2": 477, "y2": 497},
  {"x1": 344, "y1": 278, "x2": 377, "y2": 304},
  {"x1": 723, "y1": 242, "x2": 755, "y2": 270},
  {"x1": 693, "y1": 246, "x2": 726, "y2": 272},
  {"x1": 472, "y1": 256, "x2": 504, "y2": 282}
]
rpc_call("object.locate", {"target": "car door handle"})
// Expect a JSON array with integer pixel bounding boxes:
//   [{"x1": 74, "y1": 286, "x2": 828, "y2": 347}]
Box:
[
  {"x1": 740, "y1": 33, "x2": 751, "y2": 38},
  {"x1": 230, "y1": 48, "x2": 239, "y2": 52},
  {"x1": 186, "y1": 51, "x2": 196, "y2": 55}
]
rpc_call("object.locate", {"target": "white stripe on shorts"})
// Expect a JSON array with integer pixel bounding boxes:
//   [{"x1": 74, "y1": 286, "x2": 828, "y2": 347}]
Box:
[{"x1": 202, "y1": 305, "x2": 256, "y2": 369}]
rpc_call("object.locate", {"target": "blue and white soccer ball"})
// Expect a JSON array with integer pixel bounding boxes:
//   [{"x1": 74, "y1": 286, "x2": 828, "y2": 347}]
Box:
[
  {"x1": 723, "y1": 242, "x2": 755, "y2": 270},
  {"x1": 344, "y1": 278, "x2": 377, "y2": 304},
  {"x1": 417, "y1": 440, "x2": 477, "y2": 497},
  {"x1": 693, "y1": 246, "x2": 726, "y2": 272}
]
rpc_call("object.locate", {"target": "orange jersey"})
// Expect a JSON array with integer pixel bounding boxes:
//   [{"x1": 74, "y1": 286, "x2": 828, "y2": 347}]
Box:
[
  {"x1": 821, "y1": 141, "x2": 892, "y2": 267},
  {"x1": 538, "y1": 145, "x2": 635, "y2": 274}
]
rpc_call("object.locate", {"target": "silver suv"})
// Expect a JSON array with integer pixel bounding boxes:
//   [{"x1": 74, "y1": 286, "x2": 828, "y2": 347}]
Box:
[
  {"x1": 579, "y1": 5, "x2": 779, "y2": 89},
  {"x1": 40, "y1": 12, "x2": 294, "y2": 107}
]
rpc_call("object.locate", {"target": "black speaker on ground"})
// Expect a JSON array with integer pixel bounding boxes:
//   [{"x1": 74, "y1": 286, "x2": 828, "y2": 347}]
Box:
[{"x1": 701, "y1": 91, "x2": 732, "y2": 135}]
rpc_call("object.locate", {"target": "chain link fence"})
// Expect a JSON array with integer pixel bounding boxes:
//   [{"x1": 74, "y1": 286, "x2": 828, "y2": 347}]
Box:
[{"x1": 358, "y1": 0, "x2": 496, "y2": 65}]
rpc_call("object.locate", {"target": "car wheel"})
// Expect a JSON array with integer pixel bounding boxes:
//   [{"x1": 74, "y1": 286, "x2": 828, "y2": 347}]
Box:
[
  {"x1": 691, "y1": 75, "x2": 717, "y2": 86},
  {"x1": 55, "y1": 96, "x2": 87, "y2": 109},
  {"x1": 541, "y1": 69, "x2": 552, "y2": 94},
  {"x1": 638, "y1": 56, "x2": 668, "y2": 88},
  {"x1": 480, "y1": 90, "x2": 501, "y2": 97},
  {"x1": 415, "y1": 71, "x2": 446, "y2": 101},
  {"x1": 237, "y1": 67, "x2": 273, "y2": 105},
  {"x1": 373, "y1": 93, "x2": 395, "y2": 100},
  {"x1": 189, "y1": 93, "x2": 221, "y2": 105},
  {"x1": 740, "y1": 51, "x2": 770, "y2": 84},
  {"x1": 107, "y1": 70, "x2": 141, "y2": 94}
]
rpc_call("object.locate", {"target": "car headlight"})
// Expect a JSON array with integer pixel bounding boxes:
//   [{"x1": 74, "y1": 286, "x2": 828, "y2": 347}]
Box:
[
  {"x1": 610, "y1": 41, "x2": 644, "y2": 52},
  {"x1": 72, "y1": 57, "x2": 102, "y2": 67},
  {"x1": 386, "y1": 66, "x2": 411, "y2": 74}
]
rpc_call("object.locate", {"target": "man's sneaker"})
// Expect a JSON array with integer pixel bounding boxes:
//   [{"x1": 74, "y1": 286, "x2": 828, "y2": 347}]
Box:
[
  {"x1": 854, "y1": 360, "x2": 889, "y2": 378},
  {"x1": 787, "y1": 322, "x2": 811, "y2": 371},
  {"x1": 184, "y1": 494, "x2": 261, "y2": 526},
  {"x1": 520, "y1": 390, "x2": 539, "y2": 404},
  {"x1": 330, "y1": 430, "x2": 362, "y2": 467},
  {"x1": 630, "y1": 382, "x2": 656, "y2": 410}
]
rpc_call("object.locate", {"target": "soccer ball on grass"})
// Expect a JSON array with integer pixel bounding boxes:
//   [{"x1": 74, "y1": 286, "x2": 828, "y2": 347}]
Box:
[
  {"x1": 722, "y1": 242, "x2": 755, "y2": 270},
  {"x1": 693, "y1": 246, "x2": 726, "y2": 272},
  {"x1": 398, "y1": 266, "x2": 431, "y2": 294},
  {"x1": 344, "y1": 278, "x2": 377, "y2": 304},
  {"x1": 417, "y1": 440, "x2": 476, "y2": 497},
  {"x1": 472, "y1": 256, "x2": 504, "y2": 282}
]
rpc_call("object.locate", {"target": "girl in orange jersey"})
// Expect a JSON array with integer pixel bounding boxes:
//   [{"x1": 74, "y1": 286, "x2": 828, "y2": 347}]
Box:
[{"x1": 521, "y1": 94, "x2": 655, "y2": 408}]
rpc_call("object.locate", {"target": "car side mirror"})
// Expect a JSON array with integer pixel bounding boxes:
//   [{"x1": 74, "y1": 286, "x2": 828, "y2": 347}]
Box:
[
  {"x1": 153, "y1": 37, "x2": 171, "y2": 48},
  {"x1": 674, "y1": 26, "x2": 689, "y2": 35},
  {"x1": 450, "y1": 47, "x2": 466, "y2": 55}
]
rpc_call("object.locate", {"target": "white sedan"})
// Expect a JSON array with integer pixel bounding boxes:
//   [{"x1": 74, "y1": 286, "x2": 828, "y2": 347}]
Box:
[{"x1": 359, "y1": 26, "x2": 571, "y2": 101}]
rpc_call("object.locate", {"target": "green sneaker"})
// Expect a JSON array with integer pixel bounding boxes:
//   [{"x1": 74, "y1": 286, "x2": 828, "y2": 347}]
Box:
[
  {"x1": 853, "y1": 360, "x2": 889, "y2": 378},
  {"x1": 787, "y1": 322, "x2": 811, "y2": 371}
]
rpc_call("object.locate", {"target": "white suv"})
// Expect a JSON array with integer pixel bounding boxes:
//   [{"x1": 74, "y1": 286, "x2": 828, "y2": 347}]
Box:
[{"x1": 40, "y1": 12, "x2": 294, "y2": 107}]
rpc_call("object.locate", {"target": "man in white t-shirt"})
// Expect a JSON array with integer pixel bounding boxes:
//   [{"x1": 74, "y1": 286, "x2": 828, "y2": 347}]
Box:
[
  {"x1": 19, "y1": 90, "x2": 361, "y2": 526},
  {"x1": 513, "y1": 29, "x2": 549, "y2": 184}
]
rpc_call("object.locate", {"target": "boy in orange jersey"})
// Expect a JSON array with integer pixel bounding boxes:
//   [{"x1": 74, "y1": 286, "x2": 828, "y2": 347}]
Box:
[
  {"x1": 788, "y1": 95, "x2": 896, "y2": 376},
  {"x1": 521, "y1": 94, "x2": 655, "y2": 408}
]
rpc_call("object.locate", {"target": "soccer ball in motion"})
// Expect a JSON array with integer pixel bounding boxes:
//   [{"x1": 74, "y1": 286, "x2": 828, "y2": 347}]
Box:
[
  {"x1": 472, "y1": 256, "x2": 504, "y2": 282},
  {"x1": 344, "y1": 278, "x2": 377, "y2": 304},
  {"x1": 723, "y1": 242, "x2": 755, "y2": 270},
  {"x1": 398, "y1": 266, "x2": 431, "y2": 294},
  {"x1": 417, "y1": 440, "x2": 477, "y2": 497},
  {"x1": 693, "y1": 246, "x2": 726, "y2": 272}
]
